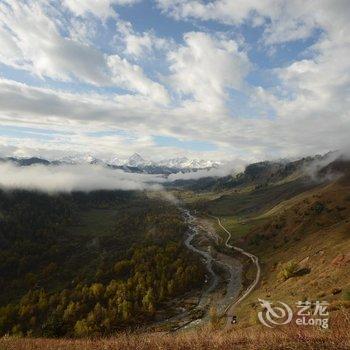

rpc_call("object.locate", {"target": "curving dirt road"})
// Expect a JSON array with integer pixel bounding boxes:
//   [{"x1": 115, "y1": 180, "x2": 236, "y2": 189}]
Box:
[{"x1": 212, "y1": 216, "x2": 261, "y2": 327}]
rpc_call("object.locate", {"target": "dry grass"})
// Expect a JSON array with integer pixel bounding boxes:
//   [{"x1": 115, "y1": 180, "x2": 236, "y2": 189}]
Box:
[
  {"x1": 1, "y1": 312, "x2": 349, "y2": 350},
  {"x1": 229, "y1": 175, "x2": 350, "y2": 324}
]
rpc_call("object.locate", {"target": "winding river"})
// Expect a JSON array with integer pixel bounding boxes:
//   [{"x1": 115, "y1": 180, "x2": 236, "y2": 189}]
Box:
[{"x1": 182, "y1": 209, "x2": 219, "y2": 307}]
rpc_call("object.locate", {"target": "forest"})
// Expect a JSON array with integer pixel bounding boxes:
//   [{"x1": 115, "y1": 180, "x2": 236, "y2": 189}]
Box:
[{"x1": 0, "y1": 189, "x2": 204, "y2": 337}]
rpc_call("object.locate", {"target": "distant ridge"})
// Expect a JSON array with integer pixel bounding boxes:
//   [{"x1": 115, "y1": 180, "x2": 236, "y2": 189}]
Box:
[{"x1": 0, "y1": 154, "x2": 220, "y2": 175}]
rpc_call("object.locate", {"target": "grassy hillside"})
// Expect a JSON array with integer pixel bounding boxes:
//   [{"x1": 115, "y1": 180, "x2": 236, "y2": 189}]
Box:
[
  {"x1": 191, "y1": 177, "x2": 319, "y2": 217},
  {"x1": 191, "y1": 159, "x2": 350, "y2": 328},
  {"x1": 1, "y1": 311, "x2": 348, "y2": 350}
]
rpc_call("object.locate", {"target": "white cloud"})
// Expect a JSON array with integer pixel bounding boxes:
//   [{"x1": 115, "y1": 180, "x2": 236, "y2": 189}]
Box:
[
  {"x1": 0, "y1": 70, "x2": 349, "y2": 164},
  {"x1": 107, "y1": 55, "x2": 170, "y2": 103},
  {"x1": 167, "y1": 32, "x2": 250, "y2": 111},
  {"x1": 154, "y1": 0, "x2": 350, "y2": 160},
  {"x1": 115, "y1": 20, "x2": 172, "y2": 58},
  {"x1": 63, "y1": 0, "x2": 140, "y2": 19},
  {"x1": 156, "y1": 1, "x2": 350, "y2": 47},
  {"x1": 0, "y1": 77, "x2": 227, "y2": 145},
  {"x1": 0, "y1": 1, "x2": 168, "y2": 103},
  {"x1": 0, "y1": 78, "x2": 171, "y2": 130},
  {"x1": 252, "y1": 1, "x2": 350, "y2": 157},
  {"x1": 156, "y1": 0, "x2": 276, "y2": 25},
  {"x1": 0, "y1": 0, "x2": 349, "y2": 163},
  {"x1": 0, "y1": 162, "x2": 163, "y2": 192},
  {"x1": 68, "y1": 17, "x2": 98, "y2": 44},
  {"x1": 0, "y1": 1, "x2": 108, "y2": 84}
]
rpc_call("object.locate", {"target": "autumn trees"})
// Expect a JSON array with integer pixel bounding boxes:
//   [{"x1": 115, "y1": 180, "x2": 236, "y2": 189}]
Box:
[
  {"x1": 1, "y1": 241, "x2": 203, "y2": 337},
  {"x1": 0, "y1": 189, "x2": 204, "y2": 337}
]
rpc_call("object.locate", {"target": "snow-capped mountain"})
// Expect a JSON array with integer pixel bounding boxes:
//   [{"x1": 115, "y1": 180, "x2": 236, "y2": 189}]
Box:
[
  {"x1": 158, "y1": 157, "x2": 220, "y2": 169},
  {"x1": 107, "y1": 153, "x2": 151, "y2": 167},
  {"x1": 158, "y1": 157, "x2": 189, "y2": 168},
  {"x1": 60, "y1": 154, "x2": 100, "y2": 164},
  {"x1": 127, "y1": 153, "x2": 152, "y2": 167},
  {"x1": 106, "y1": 153, "x2": 219, "y2": 169},
  {"x1": 58, "y1": 153, "x2": 219, "y2": 171},
  {"x1": 108, "y1": 156, "x2": 124, "y2": 167}
]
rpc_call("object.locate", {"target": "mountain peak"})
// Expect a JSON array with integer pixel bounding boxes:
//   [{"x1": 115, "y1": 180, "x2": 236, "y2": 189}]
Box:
[
  {"x1": 128, "y1": 153, "x2": 146, "y2": 166},
  {"x1": 129, "y1": 153, "x2": 144, "y2": 161},
  {"x1": 60, "y1": 153, "x2": 99, "y2": 164},
  {"x1": 158, "y1": 157, "x2": 219, "y2": 169}
]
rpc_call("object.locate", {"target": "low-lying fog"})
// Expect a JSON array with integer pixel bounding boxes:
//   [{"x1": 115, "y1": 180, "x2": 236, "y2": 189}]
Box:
[{"x1": 0, "y1": 150, "x2": 348, "y2": 192}]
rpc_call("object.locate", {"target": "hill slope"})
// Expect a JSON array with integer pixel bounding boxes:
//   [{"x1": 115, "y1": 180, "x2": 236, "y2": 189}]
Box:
[
  {"x1": 189, "y1": 158, "x2": 350, "y2": 328},
  {"x1": 1, "y1": 156, "x2": 349, "y2": 349}
]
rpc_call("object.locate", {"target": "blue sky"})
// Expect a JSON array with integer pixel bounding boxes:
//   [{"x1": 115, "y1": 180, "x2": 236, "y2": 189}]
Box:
[{"x1": 0, "y1": 0, "x2": 349, "y2": 162}]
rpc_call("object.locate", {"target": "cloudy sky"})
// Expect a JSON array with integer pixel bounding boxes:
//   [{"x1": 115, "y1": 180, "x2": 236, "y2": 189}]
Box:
[{"x1": 0, "y1": 0, "x2": 349, "y2": 163}]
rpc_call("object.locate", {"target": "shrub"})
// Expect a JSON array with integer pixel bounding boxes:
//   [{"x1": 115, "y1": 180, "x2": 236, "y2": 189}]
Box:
[
  {"x1": 278, "y1": 260, "x2": 299, "y2": 281},
  {"x1": 343, "y1": 290, "x2": 350, "y2": 301},
  {"x1": 313, "y1": 202, "x2": 325, "y2": 214}
]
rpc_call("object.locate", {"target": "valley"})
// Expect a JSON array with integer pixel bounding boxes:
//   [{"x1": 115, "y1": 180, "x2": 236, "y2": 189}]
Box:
[
  {"x1": 178, "y1": 157, "x2": 350, "y2": 330},
  {"x1": 0, "y1": 155, "x2": 350, "y2": 349},
  {"x1": 1, "y1": 0, "x2": 349, "y2": 348}
]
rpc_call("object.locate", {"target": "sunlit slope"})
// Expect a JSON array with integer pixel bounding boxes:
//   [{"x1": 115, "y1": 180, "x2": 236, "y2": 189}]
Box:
[{"x1": 199, "y1": 160, "x2": 350, "y2": 326}]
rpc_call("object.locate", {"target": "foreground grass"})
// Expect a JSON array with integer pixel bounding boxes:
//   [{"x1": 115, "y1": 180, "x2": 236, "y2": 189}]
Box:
[{"x1": 1, "y1": 313, "x2": 349, "y2": 350}]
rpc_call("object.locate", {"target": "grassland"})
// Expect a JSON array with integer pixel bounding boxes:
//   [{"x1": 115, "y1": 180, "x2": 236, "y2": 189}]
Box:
[
  {"x1": 193, "y1": 178, "x2": 318, "y2": 217},
  {"x1": 190, "y1": 166, "x2": 350, "y2": 330},
  {"x1": 1, "y1": 311, "x2": 349, "y2": 350},
  {"x1": 214, "y1": 216, "x2": 259, "y2": 240}
]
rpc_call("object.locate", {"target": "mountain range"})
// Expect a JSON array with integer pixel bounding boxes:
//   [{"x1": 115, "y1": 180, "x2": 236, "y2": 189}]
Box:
[
  {"x1": 80, "y1": 153, "x2": 219, "y2": 170},
  {"x1": 0, "y1": 153, "x2": 221, "y2": 175}
]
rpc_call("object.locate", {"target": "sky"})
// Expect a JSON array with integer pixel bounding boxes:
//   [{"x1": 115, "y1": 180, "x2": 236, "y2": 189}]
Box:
[{"x1": 0, "y1": 0, "x2": 349, "y2": 163}]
